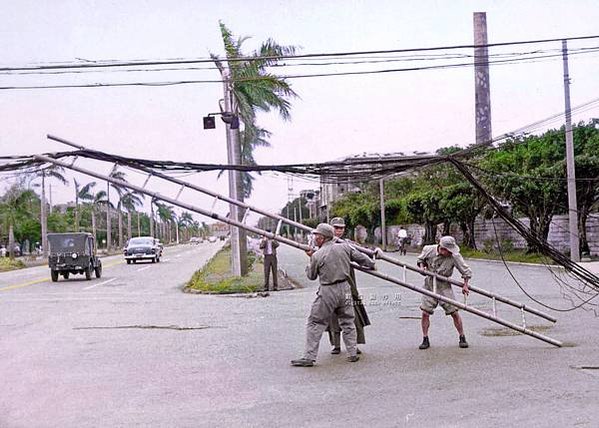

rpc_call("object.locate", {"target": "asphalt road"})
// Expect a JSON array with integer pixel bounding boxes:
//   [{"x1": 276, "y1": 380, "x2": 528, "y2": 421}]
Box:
[{"x1": 1, "y1": 243, "x2": 599, "y2": 427}]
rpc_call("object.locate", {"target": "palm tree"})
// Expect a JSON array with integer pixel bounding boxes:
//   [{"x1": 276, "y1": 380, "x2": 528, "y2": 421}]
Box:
[
  {"x1": 120, "y1": 191, "x2": 144, "y2": 242},
  {"x1": 78, "y1": 182, "x2": 111, "y2": 246},
  {"x1": 105, "y1": 168, "x2": 127, "y2": 250},
  {"x1": 73, "y1": 178, "x2": 81, "y2": 231},
  {"x1": 155, "y1": 202, "x2": 176, "y2": 243},
  {"x1": 212, "y1": 21, "x2": 298, "y2": 198},
  {"x1": 29, "y1": 166, "x2": 68, "y2": 257},
  {"x1": 178, "y1": 211, "x2": 194, "y2": 242}
]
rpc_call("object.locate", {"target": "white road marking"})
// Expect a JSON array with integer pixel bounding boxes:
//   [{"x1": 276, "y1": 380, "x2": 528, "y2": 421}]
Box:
[
  {"x1": 83, "y1": 277, "x2": 116, "y2": 290},
  {"x1": 136, "y1": 266, "x2": 151, "y2": 272}
]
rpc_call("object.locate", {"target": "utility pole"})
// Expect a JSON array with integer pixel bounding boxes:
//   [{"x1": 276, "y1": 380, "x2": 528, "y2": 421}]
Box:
[
  {"x1": 41, "y1": 171, "x2": 48, "y2": 257},
  {"x1": 562, "y1": 40, "x2": 580, "y2": 261},
  {"x1": 106, "y1": 182, "x2": 111, "y2": 251},
  {"x1": 222, "y1": 69, "x2": 247, "y2": 276},
  {"x1": 379, "y1": 178, "x2": 387, "y2": 251},
  {"x1": 473, "y1": 12, "x2": 492, "y2": 146}
]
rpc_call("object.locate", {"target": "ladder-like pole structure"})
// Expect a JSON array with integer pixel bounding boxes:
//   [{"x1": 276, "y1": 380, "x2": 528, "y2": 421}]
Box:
[
  {"x1": 34, "y1": 152, "x2": 562, "y2": 347},
  {"x1": 47, "y1": 135, "x2": 556, "y2": 324}
]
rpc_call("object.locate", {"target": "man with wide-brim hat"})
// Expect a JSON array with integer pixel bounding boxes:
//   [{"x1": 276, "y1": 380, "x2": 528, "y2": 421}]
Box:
[
  {"x1": 326, "y1": 217, "x2": 370, "y2": 356},
  {"x1": 416, "y1": 235, "x2": 472, "y2": 350},
  {"x1": 291, "y1": 223, "x2": 376, "y2": 367}
]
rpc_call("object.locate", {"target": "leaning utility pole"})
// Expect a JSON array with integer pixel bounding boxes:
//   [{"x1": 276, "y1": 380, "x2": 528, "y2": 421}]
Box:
[
  {"x1": 222, "y1": 69, "x2": 248, "y2": 276},
  {"x1": 562, "y1": 40, "x2": 580, "y2": 261},
  {"x1": 473, "y1": 12, "x2": 492, "y2": 146}
]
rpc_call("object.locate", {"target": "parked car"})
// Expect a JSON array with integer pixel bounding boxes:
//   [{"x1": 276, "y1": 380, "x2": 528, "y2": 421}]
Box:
[
  {"x1": 207, "y1": 236, "x2": 218, "y2": 243},
  {"x1": 189, "y1": 237, "x2": 203, "y2": 245},
  {"x1": 124, "y1": 236, "x2": 161, "y2": 264},
  {"x1": 47, "y1": 233, "x2": 102, "y2": 282}
]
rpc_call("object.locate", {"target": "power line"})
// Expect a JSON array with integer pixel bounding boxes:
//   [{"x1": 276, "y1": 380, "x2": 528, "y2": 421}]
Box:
[
  {"x1": 3, "y1": 45, "x2": 599, "y2": 91},
  {"x1": 2, "y1": 34, "x2": 599, "y2": 72}
]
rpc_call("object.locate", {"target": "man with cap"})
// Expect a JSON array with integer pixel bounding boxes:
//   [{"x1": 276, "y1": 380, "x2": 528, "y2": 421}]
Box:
[
  {"x1": 291, "y1": 223, "x2": 376, "y2": 367},
  {"x1": 326, "y1": 217, "x2": 370, "y2": 355},
  {"x1": 259, "y1": 229, "x2": 279, "y2": 291},
  {"x1": 416, "y1": 235, "x2": 472, "y2": 350}
]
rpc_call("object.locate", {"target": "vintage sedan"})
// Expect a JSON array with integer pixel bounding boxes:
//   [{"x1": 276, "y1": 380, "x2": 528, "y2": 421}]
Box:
[{"x1": 124, "y1": 237, "x2": 161, "y2": 264}]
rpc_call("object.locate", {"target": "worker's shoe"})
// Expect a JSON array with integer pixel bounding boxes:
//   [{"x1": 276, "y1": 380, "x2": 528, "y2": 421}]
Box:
[
  {"x1": 459, "y1": 335, "x2": 469, "y2": 349},
  {"x1": 291, "y1": 358, "x2": 314, "y2": 367},
  {"x1": 331, "y1": 347, "x2": 341, "y2": 355},
  {"x1": 356, "y1": 348, "x2": 362, "y2": 355},
  {"x1": 347, "y1": 355, "x2": 360, "y2": 363},
  {"x1": 419, "y1": 336, "x2": 430, "y2": 350}
]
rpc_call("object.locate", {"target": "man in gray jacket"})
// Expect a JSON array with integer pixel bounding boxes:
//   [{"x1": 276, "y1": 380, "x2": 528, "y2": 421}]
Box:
[
  {"x1": 291, "y1": 223, "x2": 376, "y2": 367},
  {"x1": 417, "y1": 236, "x2": 472, "y2": 350}
]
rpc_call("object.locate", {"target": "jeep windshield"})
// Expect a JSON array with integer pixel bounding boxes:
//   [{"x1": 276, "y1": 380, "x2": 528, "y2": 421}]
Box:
[{"x1": 47, "y1": 234, "x2": 87, "y2": 252}]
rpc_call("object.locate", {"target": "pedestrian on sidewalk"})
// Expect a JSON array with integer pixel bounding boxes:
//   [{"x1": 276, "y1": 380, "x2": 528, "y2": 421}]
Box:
[
  {"x1": 260, "y1": 230, "x2": 279, "y2": 291},
  {"x1": 326, "y1": 217, "x2": 370, "y2": 356},
  {"x1": 417, "y1": 236, "x2": 472, "y2": 350},
  {"x1": 291, "y1": 223, "x2": 375, "y2": 367}
]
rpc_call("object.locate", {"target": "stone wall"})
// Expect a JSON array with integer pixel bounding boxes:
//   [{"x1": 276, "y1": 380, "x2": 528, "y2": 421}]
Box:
[{"x1": 375, "y1": 214, "x2": 599, "y2": 256}]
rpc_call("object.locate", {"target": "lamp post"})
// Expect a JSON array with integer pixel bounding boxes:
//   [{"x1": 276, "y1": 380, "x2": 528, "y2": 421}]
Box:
[{"x1": 203, "y1": 71, "x2": 247, "y2": 276}]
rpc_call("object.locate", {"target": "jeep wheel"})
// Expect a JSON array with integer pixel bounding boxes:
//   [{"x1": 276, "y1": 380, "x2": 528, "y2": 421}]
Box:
[
  {"x1": 151, "y1": 257, "x2": 156, "y2": 263},
  {"x1": 85, "y1": 264, "x2": 92, "y2": 280},
  {"x1": 51, "y1": 270, "x2": 59, "y2": 282},
  {"x1": 94, "y1": 262, "x2": 102, "y2": 279},
  {"x1": 126, "y1": 259, "x2": 131, "y2": 264},
  {"x1": 63, "y1": 272, "x2": 70, "y2": 279},
  {"x1": 156, "y1": 256, "x2": 160, "y2": 263}
]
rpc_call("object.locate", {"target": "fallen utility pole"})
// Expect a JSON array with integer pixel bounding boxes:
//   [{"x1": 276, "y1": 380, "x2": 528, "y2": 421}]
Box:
[
  {"x1": 47, "y1": 135, "x2": 556, "y2": 324},
  {"x1": 35, "y1": 150, "x2": 562, "y2": 347}
]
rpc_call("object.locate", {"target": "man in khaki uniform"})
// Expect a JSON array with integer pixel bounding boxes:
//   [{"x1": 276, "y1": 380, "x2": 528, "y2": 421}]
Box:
[
  {"x1": 417, "y1": 236, "x2": 472, "y2": 350},
  {"x1": 291, "y1": 223, "x2": 375, "y2": 367},
  {"x1": 259, "y1": 229, "x2": 279, "y2": 291},
  {"x1": 327, "y1": 217, "x2": 369, "y2": 355}
]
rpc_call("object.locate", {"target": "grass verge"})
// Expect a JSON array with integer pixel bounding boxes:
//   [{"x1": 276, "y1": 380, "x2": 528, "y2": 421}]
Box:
[
  {"x1": 185, "y1": 246, "x2": 263, "y2": 294},
  {"x1": 0, "y1": 258, "x2": 26, "y2": 272},
  {"x1": 460, "y1": 248, "x2": 546, "y2": 264}
]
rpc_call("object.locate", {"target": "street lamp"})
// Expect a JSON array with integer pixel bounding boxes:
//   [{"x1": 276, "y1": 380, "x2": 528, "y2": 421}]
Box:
[{"x1": 202, "y1": 112, "x2": 239, "y2": 130}]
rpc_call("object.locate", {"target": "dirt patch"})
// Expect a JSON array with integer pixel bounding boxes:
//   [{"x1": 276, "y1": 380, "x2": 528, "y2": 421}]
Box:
[{"x1": 480, "y1": 325, "x2": 554, "y2": 337}]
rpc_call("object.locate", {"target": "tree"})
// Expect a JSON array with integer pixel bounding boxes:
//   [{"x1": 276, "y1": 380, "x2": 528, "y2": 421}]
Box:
[
  {"x1": 213, "y1": 22, "x2": 298, "y2": 197},
  {"x1": 120, "y1": 191, "x2": 144, "y2": 243},
  {"x1": 28, "y1": 166, "x2": 68, "y2": 257},
  {"x1": 0, "y1": 185, "x2": 38, "y2": 258},
  {"x1": 481, "y1": 133, "x2": 565, "y2": 251}
]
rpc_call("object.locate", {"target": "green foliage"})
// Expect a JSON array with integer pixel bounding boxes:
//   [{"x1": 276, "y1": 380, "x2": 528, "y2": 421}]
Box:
[
  {"x1": 0, "y1": 257, "x2": 26, "y2": 272},
  {"x1": 186, "y1": 246, "x2": 263, "y2": 293}
]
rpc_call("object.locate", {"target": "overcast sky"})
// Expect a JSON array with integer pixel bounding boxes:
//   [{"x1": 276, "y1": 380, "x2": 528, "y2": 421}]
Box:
[{"x1": 2, "y1": 0, "x2": 599, "y2": 225}]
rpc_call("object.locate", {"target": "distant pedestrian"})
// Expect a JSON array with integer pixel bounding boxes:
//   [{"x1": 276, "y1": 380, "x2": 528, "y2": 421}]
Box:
[
  {"x1": 397, "y1": 226, "x2": 408, "y2": 255},
  {"x1": 291, "y1": 223, "x2": 375, "y2": 367},
  {"x1": 326, "y1": 217, "x2": 370, "y2": 356},
  {"x1": 260, "y1": 230, "x2": 279, "y2": 291},
  {"x1": 417, "y1": 236, "x2": 471, "y2": 350}
]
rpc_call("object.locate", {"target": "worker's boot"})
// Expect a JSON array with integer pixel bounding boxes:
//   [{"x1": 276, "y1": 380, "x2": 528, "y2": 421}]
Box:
[{"x1": 419, "y1": 336, "x2": 430, "y2": 350}]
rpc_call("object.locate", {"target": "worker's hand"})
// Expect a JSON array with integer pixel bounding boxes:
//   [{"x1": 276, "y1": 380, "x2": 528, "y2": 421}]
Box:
[
  {"x1": 374, "y1": 248, "x2": 384, "y2": 259},
  {"x1": 305, "y1": 249, "x2": 314, "y2": 257},
  {"x1": 462, "y1": 283, "x2": 470, "y2": 296}
]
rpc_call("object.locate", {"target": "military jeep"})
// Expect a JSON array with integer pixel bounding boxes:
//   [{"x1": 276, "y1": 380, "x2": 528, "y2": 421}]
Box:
[{"x1": 47, "y1": 233, "x2": 102, "y2": 282}]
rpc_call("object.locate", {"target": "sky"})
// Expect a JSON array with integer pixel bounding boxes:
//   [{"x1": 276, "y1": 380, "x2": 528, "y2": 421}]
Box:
[{"x1": 2, "y1": 0, "x2": 599, "y2": 225}]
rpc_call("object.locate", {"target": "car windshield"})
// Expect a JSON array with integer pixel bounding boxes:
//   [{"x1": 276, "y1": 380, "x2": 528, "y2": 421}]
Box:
[{"x1": 129, "y1": 238, "x2": 154, "y2": 246}]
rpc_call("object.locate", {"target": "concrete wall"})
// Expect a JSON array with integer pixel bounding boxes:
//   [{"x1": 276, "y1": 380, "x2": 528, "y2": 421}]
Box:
[{"x1": 376, "y1": 214, "x2": 599, "y2": 256}]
